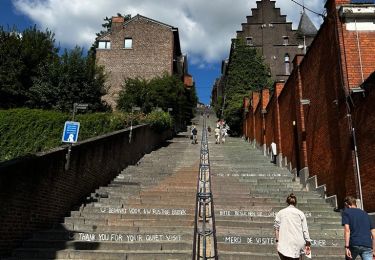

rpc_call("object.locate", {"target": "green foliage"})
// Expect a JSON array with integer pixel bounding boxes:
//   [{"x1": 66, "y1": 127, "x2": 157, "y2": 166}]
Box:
[
  {"x1": 0, "y1": 26, "x2": 107, "y2": 112},
  {"x1": 142, "y1": 110, "x2": 173, "y2": 132},
  {"x1": 28, "y1": 46, "x2": 108, "y2": 111},
  {"x1": 0, "y1": 108, "x2": 172, "y2": 162},
  {"x1": 0, "y1": 26, "x2": 58, "y2": 108},
  {"x1": 117, "y1": 74, "x2": 197, "y2": 127},
  {"x1": 222, "y1": 39, "x2": 274, "y2": 135}
]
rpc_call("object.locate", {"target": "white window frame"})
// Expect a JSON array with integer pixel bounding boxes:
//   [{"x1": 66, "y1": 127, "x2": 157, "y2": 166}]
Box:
[
  {"x1": 124, "y1": 38, "x2": 133, "y2": 49},
  {"x1": 98, "y1": 41, "x2": 111, "y2": 49}
]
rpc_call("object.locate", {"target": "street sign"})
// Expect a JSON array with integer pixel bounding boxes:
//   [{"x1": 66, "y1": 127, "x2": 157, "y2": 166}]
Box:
[
  {"x1": 62, "y1": 121, "x2": 80, "y2": 143},
  {"x1": 74, "y1": 103, "x2": 88, "y2": 110}
]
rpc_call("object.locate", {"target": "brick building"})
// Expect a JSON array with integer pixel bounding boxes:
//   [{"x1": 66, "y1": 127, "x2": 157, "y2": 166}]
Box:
[
  {"x1": 212, "y1": 0, "x2": 317, "y2": 109},
  {"x1": 243, "y1": 0, "x2": 375, "y2": 212},
  {"x1": 236, "y1": 0, "x2": 317, "y2": 81},
  {"x1": 96, "y1": 14, "x2": 192, "y2": 108}
]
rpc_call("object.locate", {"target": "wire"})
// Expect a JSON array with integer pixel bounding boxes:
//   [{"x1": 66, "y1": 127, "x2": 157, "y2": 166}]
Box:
[{"x1": 290, "y1": 0, "x2": 326, "y2": 18}]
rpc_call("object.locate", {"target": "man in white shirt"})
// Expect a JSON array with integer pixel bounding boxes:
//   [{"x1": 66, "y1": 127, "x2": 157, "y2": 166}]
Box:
[{"x1": 274, "y1": 193, "x2": 311, "y2": 259}]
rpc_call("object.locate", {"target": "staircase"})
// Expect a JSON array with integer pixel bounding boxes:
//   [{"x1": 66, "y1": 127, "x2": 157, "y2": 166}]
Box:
[
  {"x1": 209, "y1": 137, "x2": 343, "y2": 259},
  {"x1": 8, "y1": 132, "x2": 200, "y2": 260},
  {"x1": 7, "y1": 116, "x2": 344, "y2": 259}
]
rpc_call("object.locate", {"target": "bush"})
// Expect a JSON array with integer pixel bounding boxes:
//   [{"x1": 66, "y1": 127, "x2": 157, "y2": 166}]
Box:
[
  {"x1": 141, "y1": 110, "x2": 173, "y2": 133},
  {"x1": 0, "y1": 108, "x2": 172, "y2": 162}
]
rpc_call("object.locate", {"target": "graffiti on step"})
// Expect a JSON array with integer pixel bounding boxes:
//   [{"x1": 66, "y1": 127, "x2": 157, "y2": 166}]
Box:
[
  {"x1": 223, "y1": 236, "x2": 327, "y2": 247},
  {"x1": 99, "y1": 207, "x2": 187, "y2": 215},
  {"x1": 78, "y1": 232, "x2": 182, "y2": 242},
  {"x1": 215, "y1": 173, "x2": 282, "y2": 177},
  {"x1": 218, "y1": 210, "x2": 312, "y2": 218}
]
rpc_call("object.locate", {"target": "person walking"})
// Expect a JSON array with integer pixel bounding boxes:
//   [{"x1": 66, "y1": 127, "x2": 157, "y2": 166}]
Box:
[
  {"x1": 214, "y1": 127, "x2": 221, "y2": 144},
  {"x1": 274, "y1": 193, "x2": 311, "y2": 260},
  {"x1": 342, "y1": 196, "x2": 375, "y2": 260}
]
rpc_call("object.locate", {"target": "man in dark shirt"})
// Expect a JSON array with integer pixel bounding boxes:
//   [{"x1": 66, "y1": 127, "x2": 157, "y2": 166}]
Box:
[{"x1": 342, "y1": 196, "x2": 375, "y2": 260}]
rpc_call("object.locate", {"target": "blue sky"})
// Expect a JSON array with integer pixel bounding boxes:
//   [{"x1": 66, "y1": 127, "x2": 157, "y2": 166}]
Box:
[{"x1": 0, "y1": 0, "x2": 325, "y2": 105}]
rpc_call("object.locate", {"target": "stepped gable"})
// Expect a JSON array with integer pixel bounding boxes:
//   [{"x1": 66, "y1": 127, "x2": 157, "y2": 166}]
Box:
[
  {"x1": 246, "y1": 0, "x2": 287, "y2": 24},
  {"x1": 236, "y1": 0, "x2": 313, "y2": 82}
]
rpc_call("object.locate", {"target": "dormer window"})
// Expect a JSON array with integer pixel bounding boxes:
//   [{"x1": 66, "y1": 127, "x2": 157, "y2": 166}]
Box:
[
  {"x1": 124, "y1": 38, "x2": 133, "y2": 49},
  {"x1": 283, "y1": 36, "x2": 289, "y2": 45},
  {"x1": 98, "y1": 41, "x2": 111, "y2": 49},
  {"x1": 246, "y1": 37, "x2": 253, "y2": 46}
]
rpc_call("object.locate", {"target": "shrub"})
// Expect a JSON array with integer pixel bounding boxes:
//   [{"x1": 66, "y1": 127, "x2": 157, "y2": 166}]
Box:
[{"x1": 0, "y1": 108, "x2": 172, "y2": 162}]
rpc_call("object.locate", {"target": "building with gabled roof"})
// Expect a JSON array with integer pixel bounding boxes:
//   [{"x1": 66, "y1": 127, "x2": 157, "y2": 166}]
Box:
[
  {"x1": 236, "y1": 0, "x2": 317, "y2": 81},
  {"x1": 96, "y1": 14, "x2": 192, "y2": 108}
]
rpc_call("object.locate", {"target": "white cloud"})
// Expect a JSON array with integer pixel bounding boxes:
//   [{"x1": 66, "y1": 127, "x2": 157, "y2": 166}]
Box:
[{"x1": 13, "y1": 0, "x2": 326, "y2": 65}]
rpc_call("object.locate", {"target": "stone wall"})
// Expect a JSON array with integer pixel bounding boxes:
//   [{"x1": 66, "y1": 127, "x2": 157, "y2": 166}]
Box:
[{"x1": 0, "y1": 125, "x2": 172, "y2": 256}]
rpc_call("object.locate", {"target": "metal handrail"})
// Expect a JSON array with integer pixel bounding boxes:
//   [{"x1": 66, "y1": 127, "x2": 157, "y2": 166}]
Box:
[{"x1": 192, "y1": 115, "x2": 218, "y2": 260}]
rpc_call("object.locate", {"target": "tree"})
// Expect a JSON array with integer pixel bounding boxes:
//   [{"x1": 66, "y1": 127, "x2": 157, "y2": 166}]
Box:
[
  {"x1": 222, "y1": 38, "x2": 273, "y2": 135},
  {"x1": 117, "y1": 74, "x2": 197, "y2": 126},
  {"x1": 0, "y1": 26, "x2": 58, "y2": 108},
  {"x1": 29, "y1": 46, "x2": 108, "y2": 111}
]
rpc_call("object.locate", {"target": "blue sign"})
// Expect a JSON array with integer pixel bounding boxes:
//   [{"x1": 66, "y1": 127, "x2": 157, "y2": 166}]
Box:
[{"x1": 62, "y1": 121, "x2": 80, "y2": 143}]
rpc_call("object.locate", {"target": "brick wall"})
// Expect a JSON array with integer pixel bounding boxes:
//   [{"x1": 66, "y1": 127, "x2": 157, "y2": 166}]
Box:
[
  {"x1": 242, "y1": 0, "x2": 375, "y2": 211},
  {"x1": 353, "y1": 73, "x2": 375, "y2": 210},
  {"x1": 278, "y1": 70, "x2": 297, "y2": 168},
  {"x1": 96, "y1": 17, "x2": 174, "y2": 108},
  {"x1": 0, "y1": 125, "x2": 172, "y2": 257}
]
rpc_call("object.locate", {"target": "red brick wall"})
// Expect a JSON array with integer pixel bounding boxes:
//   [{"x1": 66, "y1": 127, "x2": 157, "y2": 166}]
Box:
[
  {"x1": 242, "y1": 0, "x2": 375, "y2": 211},
  {"x1": 265, "y1": 93, "x2": 276, "y2": 148},
  {"x1": 254, "y1": 100, "x2": 263, "y2": 145},
  {"x1": 264, "y1": 82, "x2": 284, "y2": 154},
  {"x1": 278, "y1": 71, "x2": 297, "y2": 167},
  {"x1": 298, "y1": 14, "x2": 354, "y2": 205},
  {"x1": 353, "y1": 75, "x2": 375, "y2": 210}
]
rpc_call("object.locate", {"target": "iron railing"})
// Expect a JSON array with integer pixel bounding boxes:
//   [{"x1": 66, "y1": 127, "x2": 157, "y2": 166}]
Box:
[{"x1": 193, "y1": 116, "x2": 218, "y2": 259}]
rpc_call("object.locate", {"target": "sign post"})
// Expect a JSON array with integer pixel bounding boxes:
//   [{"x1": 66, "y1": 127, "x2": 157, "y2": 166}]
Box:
[{"x1": 63, "y1": 103, "x2": 88, "y2": 170}]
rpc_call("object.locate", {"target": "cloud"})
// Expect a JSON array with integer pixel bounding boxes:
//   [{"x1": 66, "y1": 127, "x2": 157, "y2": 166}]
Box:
[{"x1": 13, "y1": 0, "x2": 325, "y2": 65}]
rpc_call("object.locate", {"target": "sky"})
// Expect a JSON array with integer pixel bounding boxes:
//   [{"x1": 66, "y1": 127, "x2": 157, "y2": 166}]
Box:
[{"x1": 0, "y1": 0, "x2": 326, "y2": 104}]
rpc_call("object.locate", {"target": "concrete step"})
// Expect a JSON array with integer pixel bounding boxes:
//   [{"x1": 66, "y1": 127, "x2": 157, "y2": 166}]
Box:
[
  {"x1": 21, "y1": 240, "x2": 192, "y2": 251},
  {"x1": 11, "y1": 249, "x2": 192, "y2": 259}
]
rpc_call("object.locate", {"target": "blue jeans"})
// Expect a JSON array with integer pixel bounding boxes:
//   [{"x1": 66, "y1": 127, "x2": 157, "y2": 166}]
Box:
[{"x1": 348, "y1": 246, "x2": 373, "y2": 260}]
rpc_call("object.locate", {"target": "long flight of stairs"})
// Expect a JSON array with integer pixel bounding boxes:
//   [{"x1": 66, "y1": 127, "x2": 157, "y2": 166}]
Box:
[
  {"x1": 209, "y1": 137, "x2": 343, "y2": 259},
  {"x1": 7, "y1": 132, "x2": 200, "y2": 260},
  {"x1": 7, "y1": 116, "x2": 344, "y2": 259}
]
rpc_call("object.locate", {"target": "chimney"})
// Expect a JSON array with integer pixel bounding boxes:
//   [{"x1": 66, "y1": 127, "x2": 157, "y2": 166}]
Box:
[{"x1": 111, "y1": 16, "x2": 125, "y2": 32}]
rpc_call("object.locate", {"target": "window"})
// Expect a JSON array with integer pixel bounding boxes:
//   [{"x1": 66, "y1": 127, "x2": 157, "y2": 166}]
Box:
[
  {"x1": 124, "y1": 38, "x2": 133, "y2": 49},
  {"x1": 98, "y1": 41, "x2": 111, "y2": 49},
  {"x1": 246, "y1": 37, "x2": 253, "y2": 46},
  {"x1": 284, "y1": 53, "x2": 290, "y2": 75},
  {"x1": 283, "y1": 36, "x2": 289, "y2": 45}
]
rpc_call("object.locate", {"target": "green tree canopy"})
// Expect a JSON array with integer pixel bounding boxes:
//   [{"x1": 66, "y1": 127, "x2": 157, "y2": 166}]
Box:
[
  {"x1": 0, "y1": 26, "x2": 58, "y2": 108},
  {"x1": 28, "y1": 46, "x2": 108, "y2": 111},
  {"x1": 222, "y1": 38, "x2": 273, "y2": 135},
  {"x1": 0, "y1": 25, "x2": 108, "y2": 111},
  {"x1": 117, "y1": 74, "x2": 197, "y2": 126}
]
